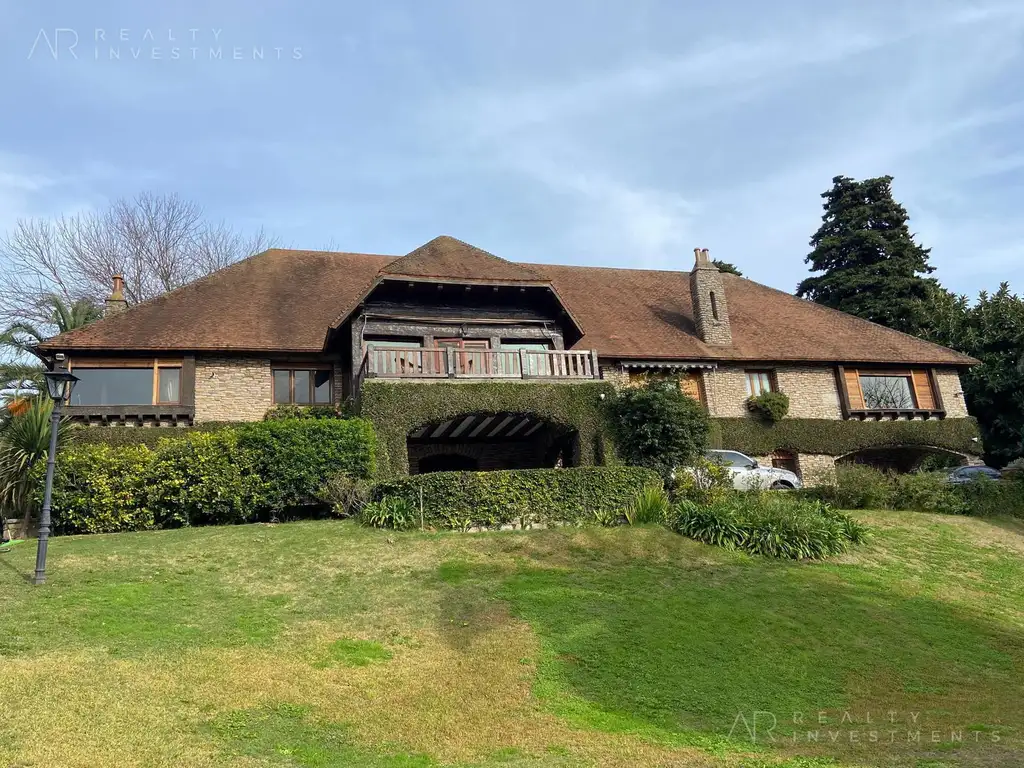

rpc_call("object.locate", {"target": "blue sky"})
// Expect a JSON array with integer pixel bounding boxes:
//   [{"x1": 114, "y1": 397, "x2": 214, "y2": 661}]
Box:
[{"x1": 2, "y1": 0, "x2": 1023, "y2": 297}]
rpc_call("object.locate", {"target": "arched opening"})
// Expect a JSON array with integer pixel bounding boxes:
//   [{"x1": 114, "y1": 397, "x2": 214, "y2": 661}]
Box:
[
  {"x1": 710, "y1": 291, "x2": 720, "y2": 321},
  {"x1": 406, "y1": 412, "x2": 578, "y2": 475},
  {"x1": 837, "y1": 445, "x2": 968, "y2": 474},
  {"x1": 418, "y1": 453, "x2": 479, "y2": 473}
]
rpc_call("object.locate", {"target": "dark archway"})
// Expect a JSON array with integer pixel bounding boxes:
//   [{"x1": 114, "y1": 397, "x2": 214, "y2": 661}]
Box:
[
  {"x1": 837, "y1": 445, "x2": 969, "y2": 474},
  {"x1": 419, "y1": 453, "x2": 479, "y2": 473},
  {"x1": 407, "y1": 412, "x2": 578, "y2": 475}
]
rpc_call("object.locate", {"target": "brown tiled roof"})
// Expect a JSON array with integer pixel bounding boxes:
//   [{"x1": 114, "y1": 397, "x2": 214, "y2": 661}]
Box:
[
  {"x1": 381, "y1": 235, "x2": 547, "y2": 284},
  {"x1": 40, "y1": 241, "x2": 977, "y2": 366}
]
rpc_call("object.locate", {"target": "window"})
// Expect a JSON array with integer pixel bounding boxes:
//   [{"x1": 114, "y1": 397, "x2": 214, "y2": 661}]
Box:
[
  {"x1": 710, "y1": 291, "x2": 719, "y2": 321},
  {"x1": 859, "y1": 374, "x2": 915, "y2": 409},
  {"x1": 68, "y1": 360, "x2": 182, "y2": 406},
  {"x1": 708, "y1": 450, "x2": 756, "y2": 468},
  {"x1": 843, "y1": 368, "x2": 937, "y2": 412},
  {"x1": 745, "y1": 370, "x2": 774, "y2": 397},
  {"x1": 273, "y1": 369, "x2": 332, "y2": 404}
]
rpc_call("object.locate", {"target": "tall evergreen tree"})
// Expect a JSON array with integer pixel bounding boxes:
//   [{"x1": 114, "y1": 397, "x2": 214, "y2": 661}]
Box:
[{"x1": 797, "y1": 175, "x2": 936, "y2": 334}]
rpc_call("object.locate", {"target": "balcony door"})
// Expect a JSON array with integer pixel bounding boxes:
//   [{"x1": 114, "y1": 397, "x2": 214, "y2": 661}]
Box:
[{"x1": 436, "y1": 338, "x2": 491, "y2": 375}]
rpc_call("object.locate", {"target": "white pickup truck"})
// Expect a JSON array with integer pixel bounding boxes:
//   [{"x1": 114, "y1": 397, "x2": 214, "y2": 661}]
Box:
[{"x1": 705, "y1": 450, "x2": 803, "y2": 490}]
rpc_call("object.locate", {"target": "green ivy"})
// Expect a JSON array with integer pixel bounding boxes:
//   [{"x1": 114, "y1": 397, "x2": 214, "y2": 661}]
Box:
[
  {"x1": 374, "y1": 466, "x2": 661, "y2": 530},
  {"x1": 69, "y1": 422, "x2": 238, "y2": 449},
  {"x1": 746, "y1": 392, "x2": 790, "y2": 423},
  {"x1": 709, "y1": 417, "x2": 982, "y2": 457},
  {"x1": 359, "y1": 381, "x2": 617, "y2": 477}
]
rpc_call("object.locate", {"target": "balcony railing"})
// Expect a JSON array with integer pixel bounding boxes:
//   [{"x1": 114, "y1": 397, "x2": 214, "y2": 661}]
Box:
[{"x1": 360, "y1": 346, "x2": 600, "y2": 381}]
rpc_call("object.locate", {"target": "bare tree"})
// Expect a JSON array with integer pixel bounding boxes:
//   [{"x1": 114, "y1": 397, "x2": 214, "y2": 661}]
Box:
[
  {"x1": 861, "y1": 376, "x2": 915, "y2": 409},
  {"x1": 0, "y1": 192, "x2": 276, "y2": 326}
]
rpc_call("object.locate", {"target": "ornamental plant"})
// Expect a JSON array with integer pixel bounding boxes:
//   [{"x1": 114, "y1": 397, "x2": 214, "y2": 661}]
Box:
[
  {"x1": 607, "y1": 377, "x2": 709, "y2": 479},
  {"x1": 747, "y1": 391, "x2": 790, "y2": 423}
]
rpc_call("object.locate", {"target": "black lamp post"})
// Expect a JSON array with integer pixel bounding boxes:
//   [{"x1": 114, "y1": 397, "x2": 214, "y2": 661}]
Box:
[{"x1": 33, "y1": 369, "x2": 78, "y2": 586}]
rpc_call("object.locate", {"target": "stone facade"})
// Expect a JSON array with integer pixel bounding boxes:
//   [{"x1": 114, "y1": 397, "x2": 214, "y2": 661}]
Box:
[
  {"x1": 194, "y1": 357, "x2": 273, "y2": 422},
  {"x1": 796, "y1": 454, "x2": 837, "y2": 487},
  {"x1": 775, "y1": 367, "x2": 844, "y2": 419},
  {"x1": 934, "y1": 369, "x2": 969, "y2": 418}
]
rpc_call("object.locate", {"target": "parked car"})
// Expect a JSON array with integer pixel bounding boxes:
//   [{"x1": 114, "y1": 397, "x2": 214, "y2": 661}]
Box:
[
  {"x1": 705, "y1": 449, "x2": 803, "y2": 490},
  {"x1": 946, "y1": 465, "x2": 1002, "y2": 485}
]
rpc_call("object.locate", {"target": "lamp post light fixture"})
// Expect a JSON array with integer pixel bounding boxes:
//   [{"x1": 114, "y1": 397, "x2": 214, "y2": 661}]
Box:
[{"x1": 33, "y1": 369, "x2": 78, "y2": 586}]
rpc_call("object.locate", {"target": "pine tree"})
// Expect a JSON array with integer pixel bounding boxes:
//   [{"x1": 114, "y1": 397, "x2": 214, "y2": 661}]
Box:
[{"x1": 797, "y1": 175, "x2": 936, "y2": 334}]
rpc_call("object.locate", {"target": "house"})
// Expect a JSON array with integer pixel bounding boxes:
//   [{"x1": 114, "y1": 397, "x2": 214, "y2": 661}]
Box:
[{"x1": 38, "y1": 235, "x2": 980, "y2": 484}]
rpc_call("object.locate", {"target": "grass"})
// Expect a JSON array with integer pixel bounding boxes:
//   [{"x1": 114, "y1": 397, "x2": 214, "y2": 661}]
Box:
[{"x1": 1, "y1": 512, "x2": 1023, "y2": 767}]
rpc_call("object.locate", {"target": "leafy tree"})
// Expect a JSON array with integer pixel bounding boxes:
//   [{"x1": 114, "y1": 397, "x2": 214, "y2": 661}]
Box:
[
  {"x1": 797, "y1": 175, "x2": 936, "y2": 334},
  {"x1": 923, "y1": 284, "x2": 1024, "y2": 466},
  {"x1": 712, "y1": 260, "x2": 742, "y2": 276},
  {"x1": 607, "y1": 378, "x2": 710, "y2": 479}
]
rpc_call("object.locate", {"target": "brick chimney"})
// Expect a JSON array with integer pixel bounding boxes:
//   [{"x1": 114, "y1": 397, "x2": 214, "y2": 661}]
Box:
[
  {"x1": 104, "y1": 274, "x2": 128, "y2": 316},
  {"x1": 689, "y1": 248, "x2": 732, "y2": 345}
]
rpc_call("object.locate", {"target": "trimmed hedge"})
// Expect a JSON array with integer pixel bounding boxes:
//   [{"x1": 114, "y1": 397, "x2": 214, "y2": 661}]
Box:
[
  {"x1": 360, "y1": 380, "x2": 617, "y2": 478},
  {"x1": 373, "y1": 466, "x2": 661, "y2": 530},
  {"x1": 48, "y1": 418, "x2": 378, "y2": 535},
  {"x1": 48, "y1": 444, "x2": 155, "y2": 535},
  {"x1": 709, "y1": 417, "x2": 982, "y2": 458},
  {"x1": 69, "y1": 422, "x2": 238, "y2": 449}
]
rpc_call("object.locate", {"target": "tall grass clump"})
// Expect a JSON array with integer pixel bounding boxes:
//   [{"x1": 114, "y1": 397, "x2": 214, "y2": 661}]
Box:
[
  {"x1": 668, "y1": 493, "x2": 867, "y2": 560},
  {"x1": 624, "y1": 484, "x2": 670, "y2": 525}
]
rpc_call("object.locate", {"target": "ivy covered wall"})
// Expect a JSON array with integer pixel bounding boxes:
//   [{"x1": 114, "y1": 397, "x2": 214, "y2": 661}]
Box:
[{"x1": 359, "y1": 380, "x2": 617, "y2": 477}]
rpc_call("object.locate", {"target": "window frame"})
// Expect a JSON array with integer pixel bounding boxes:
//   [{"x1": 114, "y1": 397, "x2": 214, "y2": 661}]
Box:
[
  {"x1": 67, "y1": 358, "x2": 183, "y2": 406},
  {"x1": 271, "y1": 366, "x2": 333, "y2": 405},
  {"x1": 837, "y1": 365, "x2": 945, "y2": 417},
  {"x1": 744, "y1": 369, "x2": 775, "y2": 397}
]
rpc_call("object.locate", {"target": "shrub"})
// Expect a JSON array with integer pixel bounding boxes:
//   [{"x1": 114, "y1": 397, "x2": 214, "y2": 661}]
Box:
[
  {"x1": 360, "y1": 496, "x2": 417, "y2": 530},
  {"x1": 892, "y1": 471, "x2": 969, "y2": 515},
  {"x1": 317, "y1": 473, "x2": 371, "y2": 518},
  {"x1": 956, "y1": 476, "x2": 1024, "y2": 519},
  {"x1": 746, "y1": 391, "x2": 790, "y2": 422},
  {"x1": 144, "y1": 431, "x2": 266, "y2": 528},
  {"x1": 607, "y1": 378, "x2": 709, "y2": 479},
  {"x1": 263, "y1": 404, "x2": 350, "y2": 421},
  {"x1": 1004, "y1": 457, "x2": 1024, "y2": 480},
  {"x1": 673, "y1": 456, "x2": 733, "y2": 506},
  {"x1": 374, "y1": 466, "x2": 662, "y2": 531},
  {"x1": 829, "y1": 464, "x2": 896, "y2": 510},
  {"x1": 624, "y1": 484, "x2": 670, "y2": 525},
  {"x1": 233, "y1": 419, "x2": 377, "y2": 513},
  {"x1": 668, "y1": 493, "x2": 867, "y2": 559},
  {"x1": 47, "y1": 444, "x2": 155, "y2": 535}
]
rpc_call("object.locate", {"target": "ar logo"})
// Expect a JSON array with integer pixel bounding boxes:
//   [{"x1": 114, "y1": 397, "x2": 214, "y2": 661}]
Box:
[
  {"x1": 728, "y1": 711, "x2": 778, "y2": 743},
  {"x1": 28, "y1": 29, "x2": 80, "y2": 60}
]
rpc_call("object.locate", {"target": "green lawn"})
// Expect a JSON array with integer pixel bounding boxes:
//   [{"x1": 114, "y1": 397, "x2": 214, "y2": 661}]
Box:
[{"x1": 1, "y1": 512, "x2": 1023, "y2": 768}]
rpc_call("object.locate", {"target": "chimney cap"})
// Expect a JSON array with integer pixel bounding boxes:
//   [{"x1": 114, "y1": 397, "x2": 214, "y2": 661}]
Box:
[{"x1": 693, "y1": 247, "x2": 713, "y2": 268}]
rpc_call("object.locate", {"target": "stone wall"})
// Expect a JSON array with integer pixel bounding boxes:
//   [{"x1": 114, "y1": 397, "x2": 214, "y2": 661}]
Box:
[
  {"x1": 797, "y1": 454, "x2": 837, "y2": 487},
  {"x1": 775, "y1": 367, "x2": 843, "y2": 419},
  {"x1": 194, "y1": 357, "x2": 273, "y2": 422},
  {"x1": 702, "y1": 366, "x2": 750, "y2": 417},
  {"x1": 934, "y1": 369, "x2": 969, "y2": 418}
]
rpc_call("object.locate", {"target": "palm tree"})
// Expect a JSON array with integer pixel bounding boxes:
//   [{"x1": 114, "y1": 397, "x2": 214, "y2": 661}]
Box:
[{"x1": 0, "y1": 295, "x2": 97, "y2": 538}]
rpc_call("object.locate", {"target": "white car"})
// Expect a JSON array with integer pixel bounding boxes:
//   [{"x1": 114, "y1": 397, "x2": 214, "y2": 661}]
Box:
[{"x1": 705, "y1": 450, "x2": 803, "y2": 490}]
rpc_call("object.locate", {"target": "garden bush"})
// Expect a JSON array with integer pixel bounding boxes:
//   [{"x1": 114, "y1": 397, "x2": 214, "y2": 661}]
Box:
[
  {"x1": 892, "y1": 471, "x2": 969, "y2": 515},
  {"x1": 624, "y1": 485, "x2": 670, "y2": 525},
  {"x1": 828, "y1": 464, "x2": 896, "y2": 510},
  {"x1": 607, "y1": 378, "x2": 709, "y2": 479},
  {"x1": 263, "y1": 404, "x2": 351, "y2": 421},
  {"x1": 746, "y1": 391, "x2": 790, "y2": 422},
  {"x1": 317, "y1": 473, "x2": 371, "y2": 518},
  {"x1": 48, "y1": 418, "x2": 378, "y2": 534},
  {"x1": 233, "y1": 419, "x2": 377, "y2": 512},
  {"x1": 144, "y1": 431, "x2": 266, "y2": 528},
  {"x1": 668, "y1": 493, "x2": 867, "y2": 559},
  {"x1": 360, "y1": 496, "x2": 418, "y2": 530},
  {"x1": 373, "y1": 466, "x2": 662, "y2": 530},
  {"x1": 47, "y1": 444, "x2": 155, "y2": 535},
  {"x1": 672, "y1": 456, "x2": 733, "y2": 506}
]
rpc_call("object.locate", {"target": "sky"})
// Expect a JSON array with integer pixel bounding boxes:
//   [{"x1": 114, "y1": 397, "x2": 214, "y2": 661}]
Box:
[{"x1": 1, "y1": 0, "x2": 1023, "y2": 297}]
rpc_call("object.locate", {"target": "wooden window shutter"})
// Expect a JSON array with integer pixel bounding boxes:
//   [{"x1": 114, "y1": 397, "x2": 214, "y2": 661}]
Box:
[
  {"x1": 680, "y1": 372, "x2": 703, "y2": 403},
  {"x1": 911, "y1": 370, "x2": 935, "y2": 410},
  {"x1": 844, "y1": 369, "x2": 865, "y2": 410}
]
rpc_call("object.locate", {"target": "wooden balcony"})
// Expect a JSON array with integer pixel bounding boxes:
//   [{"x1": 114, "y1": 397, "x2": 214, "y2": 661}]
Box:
[{"x1": 360, "y1": 346, "x2": 600, "y2": 381}]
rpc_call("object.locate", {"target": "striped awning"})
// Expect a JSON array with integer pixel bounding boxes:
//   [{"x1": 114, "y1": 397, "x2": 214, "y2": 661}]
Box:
[
  {"x1": 619, "y1": 361, "x2": 718, "y2": 370},
  {"x1": 407, "y1": 412, "x2": 554, "y2": 442}
]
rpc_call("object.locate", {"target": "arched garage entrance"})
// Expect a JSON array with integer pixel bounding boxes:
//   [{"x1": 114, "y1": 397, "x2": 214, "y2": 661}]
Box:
[
  {"x1": 407, "y1": 412, "x2": 578, "y2": 474},
  {"x1": 837, "y1": 445, "x2": 969, "y2": 473}
]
